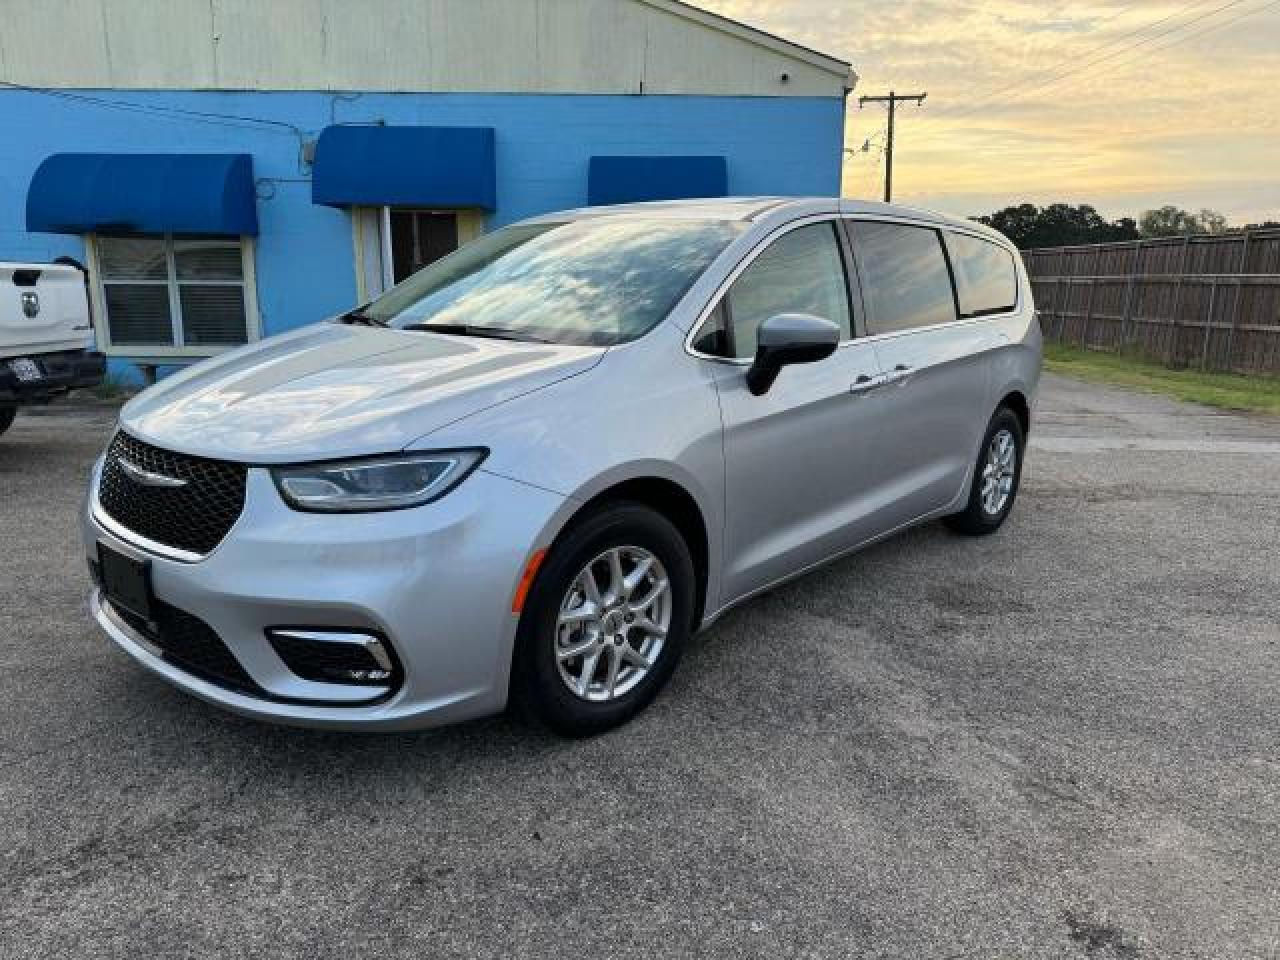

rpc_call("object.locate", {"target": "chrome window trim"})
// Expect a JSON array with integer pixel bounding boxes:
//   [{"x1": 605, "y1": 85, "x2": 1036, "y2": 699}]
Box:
[
  {"x1": 684, "y1": 213, "x2": 1026, "y2": 364},
  {"x1": 856, "y1": 313, "x2": 1010, "y2": 346}
]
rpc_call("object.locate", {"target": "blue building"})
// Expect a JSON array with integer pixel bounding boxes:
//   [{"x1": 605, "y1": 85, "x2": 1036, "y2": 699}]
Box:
[{"x1": 1, "y1": 0, "x2": 854, "y2": 380}]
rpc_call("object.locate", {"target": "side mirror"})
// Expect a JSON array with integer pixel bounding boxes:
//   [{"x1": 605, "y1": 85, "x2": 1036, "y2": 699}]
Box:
[{"x1": 746, "y1": 313, "x2": 840, "y2": 395}]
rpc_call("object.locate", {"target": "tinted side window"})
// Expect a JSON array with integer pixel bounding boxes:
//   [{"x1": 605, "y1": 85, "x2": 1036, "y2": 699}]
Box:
[
  {"x1": 850, "y1": 221, "x2": 956, "y2": 336},
  {"x1": 947, "y1": 232, "x2": 1018, "y2": 317},
  {"x1": 723, "y1": 222, "x2": 851, "y2": 359}
]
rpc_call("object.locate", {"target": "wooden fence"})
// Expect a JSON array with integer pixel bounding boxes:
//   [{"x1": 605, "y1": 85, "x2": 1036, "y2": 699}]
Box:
[{"x1": 1022, "y1": 229, "x2": 1280, "y2": 375}]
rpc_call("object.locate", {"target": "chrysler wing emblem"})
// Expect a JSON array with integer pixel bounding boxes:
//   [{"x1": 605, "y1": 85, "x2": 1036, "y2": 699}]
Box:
[
  {"x1": 117, "y1": 457, "x2": 188, "y2": 488},
  {"x1": 21, "y1": 292, "x2": 40, "y2": 318}
]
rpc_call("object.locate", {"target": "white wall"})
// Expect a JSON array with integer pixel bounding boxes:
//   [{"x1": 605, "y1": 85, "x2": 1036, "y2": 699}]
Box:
[{"x1": 0, "y1": 0, "x2": 851, "y2": 97}]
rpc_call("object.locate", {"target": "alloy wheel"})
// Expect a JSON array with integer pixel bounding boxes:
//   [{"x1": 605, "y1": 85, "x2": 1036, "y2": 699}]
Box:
[
  {"x1": 980, "y1": 428, "x2": 1017, "y2": 515},
  {"x1": 554, "y1": 546, "x2": 670, "y2": 702}
]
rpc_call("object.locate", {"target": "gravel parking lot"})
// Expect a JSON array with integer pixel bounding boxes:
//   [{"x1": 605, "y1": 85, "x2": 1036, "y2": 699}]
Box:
[{"x1": 1, "y1": 374, "x2": 1277, "y2": 959}]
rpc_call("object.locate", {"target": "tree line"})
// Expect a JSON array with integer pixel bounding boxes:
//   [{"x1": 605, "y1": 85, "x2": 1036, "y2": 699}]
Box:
[{"x1": 972, "y1": 203, "x2": 1280, "y2": 249}]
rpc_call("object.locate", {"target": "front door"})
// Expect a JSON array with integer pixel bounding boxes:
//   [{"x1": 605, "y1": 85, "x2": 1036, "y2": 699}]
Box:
[
  {"x1": 698, "y1": 219, "x2": 890, "y2": 604},
  {"x1": 353, "y1": 208, "x2": 485, "y2": 301},
  {"x1": 387, "y1": 210, "x2": 459, "y2": 283}
]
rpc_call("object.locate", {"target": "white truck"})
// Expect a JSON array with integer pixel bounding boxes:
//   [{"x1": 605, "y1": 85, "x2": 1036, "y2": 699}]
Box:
[{"x1": 1, "y1": 261, "x2": 106, "y2": 437}]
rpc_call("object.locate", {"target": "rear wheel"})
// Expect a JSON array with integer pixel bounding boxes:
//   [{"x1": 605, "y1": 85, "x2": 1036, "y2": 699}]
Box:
[
  {"x1": 944, "y1": 407, "x2": 1025, "y2": 536},
  {"x1": 0, "y1": 405, "x2": 15, "y2": 437},
  {"x1": 512, "y1": 502, "x2": 695, "y2": 736}
]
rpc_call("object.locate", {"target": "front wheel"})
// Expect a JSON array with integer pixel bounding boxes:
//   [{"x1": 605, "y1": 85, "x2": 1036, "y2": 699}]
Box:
[
  {"x1": 511, "y1": 502, "x2": 695, "y2": 737},
  {"x1": 944, "y1": 407, "x2": 1025, "y2": 536},
  {"x1": 0, "y1": 405, "x2": 15, "y2": 438}
]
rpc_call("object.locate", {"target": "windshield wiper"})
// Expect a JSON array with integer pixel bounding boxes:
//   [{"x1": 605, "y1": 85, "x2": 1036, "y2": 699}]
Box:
[
  {"x1": 401, "y1": 322, "x2": 552, "y2": 344},
  {"x1": 340, "y1": 306, "x2": 387, "y2": 327}
]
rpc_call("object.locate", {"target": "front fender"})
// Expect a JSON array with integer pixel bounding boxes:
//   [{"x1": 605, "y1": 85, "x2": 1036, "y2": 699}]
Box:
[{"x1": 422, "y1": 326, "x2": 728, "y2": 622}]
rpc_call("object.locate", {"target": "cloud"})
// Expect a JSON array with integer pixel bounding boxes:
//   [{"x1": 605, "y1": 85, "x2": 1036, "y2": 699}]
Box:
[{"x1": 701, "y1": 0, "x2": 1280, "y2": 223}]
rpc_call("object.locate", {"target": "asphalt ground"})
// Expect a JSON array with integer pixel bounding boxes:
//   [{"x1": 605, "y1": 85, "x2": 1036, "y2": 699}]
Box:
[{"x1": 1, "y1": 374, "x2": 1277, "y2": 959}]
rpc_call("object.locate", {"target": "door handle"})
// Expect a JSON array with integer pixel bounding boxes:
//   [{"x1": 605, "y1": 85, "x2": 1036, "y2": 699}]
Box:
[
  {"x1": 849, "y1": 372, "x2": 888, "y2": 395},
  {"x1": 883, "y1": 363, "x2": 913, "y2": 385}
]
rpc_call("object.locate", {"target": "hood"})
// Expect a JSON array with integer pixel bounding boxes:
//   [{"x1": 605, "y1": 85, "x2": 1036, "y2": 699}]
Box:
[{"x1": 120, "y1": 323, "x2": 604, "y2": 462}]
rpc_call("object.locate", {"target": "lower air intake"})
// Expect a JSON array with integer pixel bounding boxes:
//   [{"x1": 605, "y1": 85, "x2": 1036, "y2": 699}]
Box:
[{"x1": 267, "y1": 629, "x2": 397, "y2": 687}]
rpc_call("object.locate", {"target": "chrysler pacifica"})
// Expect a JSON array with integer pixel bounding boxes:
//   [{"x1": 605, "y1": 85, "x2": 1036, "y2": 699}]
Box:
[{"x1": 85, "y1": 198, "x2": 1041, "y2": 735}]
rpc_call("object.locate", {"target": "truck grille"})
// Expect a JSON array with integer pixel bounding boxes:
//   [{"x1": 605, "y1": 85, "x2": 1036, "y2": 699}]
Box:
[{"x1": 98, "y1": 431, "x2": 247, "y2": 557}]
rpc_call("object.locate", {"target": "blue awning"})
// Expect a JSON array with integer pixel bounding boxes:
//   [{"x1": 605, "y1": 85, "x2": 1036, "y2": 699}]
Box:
[
  {"x1": 588, "y1": 156, "x2": 728, "y2": 206},
  {"x1": 312, "y1": 126, "x2": 496, "y2": 210},
  {"x1": 26, "y1": 153, "x2": 258, "y2": 235}
]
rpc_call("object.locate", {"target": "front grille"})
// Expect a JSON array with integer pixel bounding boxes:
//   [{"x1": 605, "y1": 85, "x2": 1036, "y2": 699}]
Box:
[
  {"x1": 98, "y1": 431, "x2": 247, "y2": 556},
  {"x1": 108, "y1": 598, "x2": 259, "y2": 695}
]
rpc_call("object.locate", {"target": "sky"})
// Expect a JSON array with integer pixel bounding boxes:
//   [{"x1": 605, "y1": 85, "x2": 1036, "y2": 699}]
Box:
[{"x1": 700, "y1": 0, "x2": 1280, "y2": 225}]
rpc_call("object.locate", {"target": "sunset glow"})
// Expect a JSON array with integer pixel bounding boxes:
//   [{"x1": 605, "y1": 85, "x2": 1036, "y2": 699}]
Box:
[{"x1": 703, "y1": 0, "x2": 1280, "y2": 224}]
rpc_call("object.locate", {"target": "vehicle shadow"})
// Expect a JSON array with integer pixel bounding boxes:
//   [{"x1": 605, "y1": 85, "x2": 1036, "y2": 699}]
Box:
[{"x1": 86, "y1": 516, "x2": 978, "y2": 804}]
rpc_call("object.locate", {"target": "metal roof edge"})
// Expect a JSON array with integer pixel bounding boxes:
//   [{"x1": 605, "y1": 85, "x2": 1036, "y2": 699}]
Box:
[{"x1": 636, "y1": 0, "x2": 854, "y2": 83}]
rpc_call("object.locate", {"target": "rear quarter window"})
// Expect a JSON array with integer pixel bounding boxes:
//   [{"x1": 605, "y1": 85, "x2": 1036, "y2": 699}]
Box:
[{"x1": 946, "y1": 232, "x2": 1018, "y2": 317}]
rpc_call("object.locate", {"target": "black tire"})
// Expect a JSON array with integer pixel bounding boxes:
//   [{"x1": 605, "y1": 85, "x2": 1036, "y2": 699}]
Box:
[
  {"x1": 944, "y1": 406, "x2": 1025, "y2": 536},
  {"x1": 511, "y1": 501, "x2": 695, "y2": 737},
  {"x1": 0, "y1": 405, "x2": 15, "y2": 438}
]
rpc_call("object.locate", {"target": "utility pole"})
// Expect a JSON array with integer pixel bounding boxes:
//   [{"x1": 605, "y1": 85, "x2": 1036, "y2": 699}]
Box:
[{"x1": 857, "y1": 91, "x2": 926, "y2": 202}]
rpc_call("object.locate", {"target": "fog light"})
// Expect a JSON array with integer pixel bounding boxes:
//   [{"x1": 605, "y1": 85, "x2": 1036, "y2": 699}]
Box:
[{"x1": 266, "y1": 628, "x2": 397, "y2": 687}]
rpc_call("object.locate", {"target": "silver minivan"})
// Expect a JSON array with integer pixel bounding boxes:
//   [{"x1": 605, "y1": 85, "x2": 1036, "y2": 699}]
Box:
[{"x1": 84, "y1": 198, "x2": 1040, "y2": 736}]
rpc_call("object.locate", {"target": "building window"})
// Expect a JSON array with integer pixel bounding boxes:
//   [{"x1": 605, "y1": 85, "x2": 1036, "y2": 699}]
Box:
[
  {"x1": 389, "y1": 211, "x2": 459, "y2": 283},
  {"x1": 93, "y1": 234, "x2": 255, "y2": 352}
]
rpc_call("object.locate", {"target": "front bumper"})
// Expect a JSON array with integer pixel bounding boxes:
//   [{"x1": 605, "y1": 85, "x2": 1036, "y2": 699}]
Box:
[
  {"x1": 1, "y1": 348, "x2": 106, "y2": 403},
  {"x1": 84, "y1": 461, "x2": 570, "y2": 731}
]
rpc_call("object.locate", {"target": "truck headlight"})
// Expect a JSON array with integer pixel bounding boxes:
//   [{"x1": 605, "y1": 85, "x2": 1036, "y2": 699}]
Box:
[{"x1": 271, "y1": 449, "x2": 487, "y2": 512}]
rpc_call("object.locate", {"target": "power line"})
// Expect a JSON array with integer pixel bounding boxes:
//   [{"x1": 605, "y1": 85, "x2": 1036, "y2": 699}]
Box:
[
  {"x1": 1115, "y1": 0, "x2": 1280, "y2": 64},
  {"x1": 981, "y1": 0, "x2": 1280, "y2": 112},
  {"x1": 0, "y1": 79, "x2": 308, "y2": 137},
  {"x1": 939, "y1": 0, "x2": 1258, "y2": 121},
  {"x1": 867, "y1": 146, "x2": 885, "y2": 197},
  {"x1": 845, "y1": 135, "x2": 887, "y2": 193},
  {"x1": 843, "y1": 125, "x2": 888, "y2": 158},
  {"x1": 930, "y1": 0, "x2": 1218, "y2": 118},
  {"x1": 910, "y1": 0, "x2": 1279, "y2": 165}
]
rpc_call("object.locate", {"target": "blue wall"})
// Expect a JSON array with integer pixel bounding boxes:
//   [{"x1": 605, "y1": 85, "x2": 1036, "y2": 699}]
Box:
[{"x1": 0, "y1": 89, "x2": 843, "y2": 376}]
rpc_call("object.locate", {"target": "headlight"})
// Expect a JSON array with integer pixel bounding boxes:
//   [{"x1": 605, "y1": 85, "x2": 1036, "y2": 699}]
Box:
[{"x1": 271, "y1": 449, "x2": 487, "y2": 513}]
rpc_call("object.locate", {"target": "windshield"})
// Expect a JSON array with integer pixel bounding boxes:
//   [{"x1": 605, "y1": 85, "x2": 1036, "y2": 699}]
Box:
[{"x1": 361, "y1": 217, "x2": 746, "y2": 346}]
